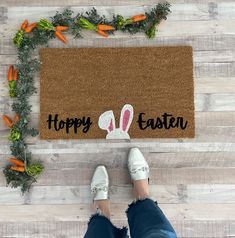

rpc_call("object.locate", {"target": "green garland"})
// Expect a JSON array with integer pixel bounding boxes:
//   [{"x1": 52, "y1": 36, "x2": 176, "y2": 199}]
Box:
[{"x1": 3, "y1": 3, "x2": 171, "y2": 193}]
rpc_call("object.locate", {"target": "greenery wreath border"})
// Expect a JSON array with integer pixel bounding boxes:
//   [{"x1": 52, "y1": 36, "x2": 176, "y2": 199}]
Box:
[{"x1": 2, "y1": 3, "x2": 171, "y2": 193}]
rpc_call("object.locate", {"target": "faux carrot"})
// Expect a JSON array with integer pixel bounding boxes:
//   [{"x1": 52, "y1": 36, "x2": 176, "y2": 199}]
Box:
[
  {"x1": 2, "y1": 115, "x2": 13, "y2": 128},
  {"x1": 97, "y1": 29, "x2": 108, "y2": 38},
  {"x1": 13, "y1": 69, "x2": 18, "y2": 81},
  {"x1": 8, "y1": 65, "x2": 14, "y2": 81},
  {"x1": 25, "y1": 22, "x2": 37, "y2": 33},
  {"x1": 13, "y1": 114, "x2": 20, "y2": 124},
  {"x1": 56, "y1": 26, "x2": 69, "y2": 31},
  {"x1": 131, "y1": 14, "x2": 147, "y2": 22},
  {"x1": 21, "y1": 19, "x2": 29, "y2": 30},
  {"x1": 10, "y1": 158, "x2": 24, "y2": 167},
  {"x1": 10, "y1": 166, "x2": 25, "y2": 172},
  {"x1": 97, "y1": 24, "x2": 115, "y2": 31},
  {"x1": 55, "y1": 31, "x2": 67, "y2": 44}
]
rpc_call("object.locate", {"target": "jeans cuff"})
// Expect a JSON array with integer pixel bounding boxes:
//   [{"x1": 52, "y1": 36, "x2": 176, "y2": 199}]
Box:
[
  {"x1": 87, "y1": 209, "x2": 109, "y2": 225},
  {"x1": 125, "y1": 197, "x2": 157, "y2": 214},
  {"x1": 88, "y1": 212, "x2": 129, "y2": 238}
]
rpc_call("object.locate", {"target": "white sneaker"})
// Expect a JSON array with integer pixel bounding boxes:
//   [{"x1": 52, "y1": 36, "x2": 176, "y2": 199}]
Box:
[
  {"x1": 91, "y1": 165, "x2": 109, "y2": 201},
  {"x1": 128, "y1": 148, "x2": 150, "y2": 181}
]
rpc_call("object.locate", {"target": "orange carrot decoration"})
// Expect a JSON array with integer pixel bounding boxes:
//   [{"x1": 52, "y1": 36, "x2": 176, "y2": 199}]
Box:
[
  {"x1": 131, "y1": 14, "x2": 147, "y2": 22},
  {"x1": 8, "y1": 65, "x2": 17, "y2": 97},
  {"x1": 2, "y1": 115, "x2": 13, "y2": 128},
  {"x1": 97, "y1": 24, "x2": 115, "y2": 31},
  {"x1": 10, "y1": 166, "x2": 25, "y2": 172},
  {"x1": 97, "y1": 29, "x2": 108, "y2": 38},
  {"x1": 13, "y1": 114, "x2": 20, "y2": 124},
  {"x1": 25, "y1": 22, "x2": 37, "y2": 33},
  {"x1": 55, "y1": 31, "x2": 68, "y2": 44},
  {"x1": 10, "y1": 157, "x2": 24, "y2": 167},
  {"x1": 13, "y1": 69, "x2": 18, "y2": 81},
  {"x1": 21, "y1": 20, "x2": 29, "y2": 30},
  {"x1": 56, "y1": 26, "x2": 69, "y2": 31},
  {"x1": 8, "y1": 65, "x2": 14, "y2": 81}
]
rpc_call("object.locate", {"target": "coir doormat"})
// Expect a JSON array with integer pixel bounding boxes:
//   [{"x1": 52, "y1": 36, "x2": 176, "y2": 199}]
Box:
[{"x1": 40, "y1": 47, "x2": 195, "y2": 139}]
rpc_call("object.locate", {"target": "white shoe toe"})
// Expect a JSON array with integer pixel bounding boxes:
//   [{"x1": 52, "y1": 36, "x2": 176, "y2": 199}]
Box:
[
  {"x1": 128, "y1": 148, "x2": 150, "y2": 181},
  {"x1": 91, "y1": 165, "x2": 109, "y2": 200}
]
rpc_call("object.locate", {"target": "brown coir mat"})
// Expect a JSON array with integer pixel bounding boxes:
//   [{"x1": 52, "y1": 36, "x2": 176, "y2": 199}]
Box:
[{"x1": 40, "y1": 47, "x2": 195, "y2": 139}]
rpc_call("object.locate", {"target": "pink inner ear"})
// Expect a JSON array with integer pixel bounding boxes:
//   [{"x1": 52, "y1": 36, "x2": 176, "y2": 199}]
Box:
[
  {"x1": 122, "y1": 110, "x2": 130, "y2": 131},
  {"x1": 108, "y1": 119, "x2": 114, "y2": 132}
]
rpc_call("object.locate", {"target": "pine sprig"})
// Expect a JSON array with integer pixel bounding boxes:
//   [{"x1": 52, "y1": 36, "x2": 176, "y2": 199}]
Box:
[
  {"x1": 112, "y1": 14, "x2": 147, "y2": 34},
  {"x1": 51, "y1": 9, "x2": 82, "y2": 38},
  {"x1": 145, "y1": 2, "x2": 171, "y2": 38},
  {"x1": 50, "y1": 9, "x2": 74, "y2": 26},
  {"x1": 83, "y1": 8, "x2": 107, "y2": 25},
  {"x1": 3, "y1": 165, "x2": 37, "y2": 193}
]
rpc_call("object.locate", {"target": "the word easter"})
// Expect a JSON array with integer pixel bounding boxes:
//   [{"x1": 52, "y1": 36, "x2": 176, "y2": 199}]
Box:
[
  {"x1": 47, "y1": 114, "x2": 92, "y2": 133},
  {"x1": 137, "y1": 112, "x2": 188, "y2": 130}
]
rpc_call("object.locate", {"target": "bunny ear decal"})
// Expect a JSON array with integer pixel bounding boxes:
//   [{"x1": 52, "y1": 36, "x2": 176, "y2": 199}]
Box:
[
  {"x1": 98, "y1": 104, "x2": 134, "y2": 140},
  {"x1": 120, "y1": 104, "x2": 134, "y2": 133},
  {"x1": 98, "y1": 110, "x2": 116, "y2": 133}
]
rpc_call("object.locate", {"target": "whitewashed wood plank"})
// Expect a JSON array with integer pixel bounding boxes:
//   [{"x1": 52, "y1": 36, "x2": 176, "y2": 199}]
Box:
[
  {"x1": 195, "y1": 62, "x2": 235, "y2": 77},
  {"x1": 25, "y1": 184, "x2": 235, "y2": 204},
  {"x1": 5, "y1": 5, "x2": 212, "y2": 23},
  {"x1": 0, "y1": 221, "x2": 87, "y2": 238},
  {"x1": 0, "y1": 220, "x2": 234, "y2": 238},
  {"x1": 193, "y1": 126, "x2": 235, "y2": 142},
  {"x1": 207, "y1": 94, "x2": 235, "y2": 111},
  {"x1": 1, "y1": 141, "x2": 235, "y2": 155},
  {"x1": 0, "y1": 187, "x2": 25, "y2": 204},
  {"x1": 0, "y1": 167, "x2": 234, "y2": 186},
  {"x1": 1, "y1": 0, "x2": 235, "y2": 6},
  {"x1": 195, "y1": 78, "x2": 235, "y2": 93},
  {"x1": 195, "y1": 50, "x2": 235, "y2": 63},
  {"x1": 196, "y1": 111, "x2": 235, "y2": 126},
  {"x1": 2, "y1": 151, "x2": 235, "y2": 169},
  {"x1": 0, "y1": 7, "x2": 7, "y2": 24},
  {"x1": 0, "y1": 203, "x2": 234, "y2": 221},
  {"x1": 147, "y1": 151, "x2": 235, "y2": 168},
  {"x1": 218, "y1": 2, "x2": 235, "y2": 19},
  {"x1": 0, "y1": 5, "x2": 207, "y2": 24},
  {"x1": 5, "y1": 3, "x2": 230, "y2": 24},
  {"x1": 174, "y1": 220, "x2": 235, "y2": 238},
  {"x1": 0, "y1": 184, "x2": 234, "y2": 205}
]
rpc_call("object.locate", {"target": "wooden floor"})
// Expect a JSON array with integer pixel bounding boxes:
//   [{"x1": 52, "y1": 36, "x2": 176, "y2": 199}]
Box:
[{"x1": 1, "y1": 0, "x2": 235, "y2": 237}]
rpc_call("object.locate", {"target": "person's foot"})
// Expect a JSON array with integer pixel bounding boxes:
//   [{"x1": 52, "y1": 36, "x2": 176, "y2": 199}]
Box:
[
  {"x1": 90, "y1": 165, "x2": 111, "y2": 218},
  {"x1": 128, "y1": 148, "x2": 150, "y2": 199}
]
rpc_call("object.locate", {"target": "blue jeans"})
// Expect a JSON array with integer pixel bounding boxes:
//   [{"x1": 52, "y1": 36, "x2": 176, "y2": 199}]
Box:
[{"x1": 84, "y1": 198, "x2": 177, "y2": 238}]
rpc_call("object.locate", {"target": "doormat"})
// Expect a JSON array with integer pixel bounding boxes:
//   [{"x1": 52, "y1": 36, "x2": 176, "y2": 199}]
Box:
[{"x1": 39, "y1": 47, "x2": 195, "y2": 139}]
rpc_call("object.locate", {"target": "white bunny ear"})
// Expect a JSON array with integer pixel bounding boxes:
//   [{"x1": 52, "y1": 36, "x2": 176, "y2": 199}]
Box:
[
  {"x1": 98, "y1": 110, "x2": 116, "y2": 133},
  {"x1": 119, "y1": 104, "x2": 134, "y2": 133}
]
